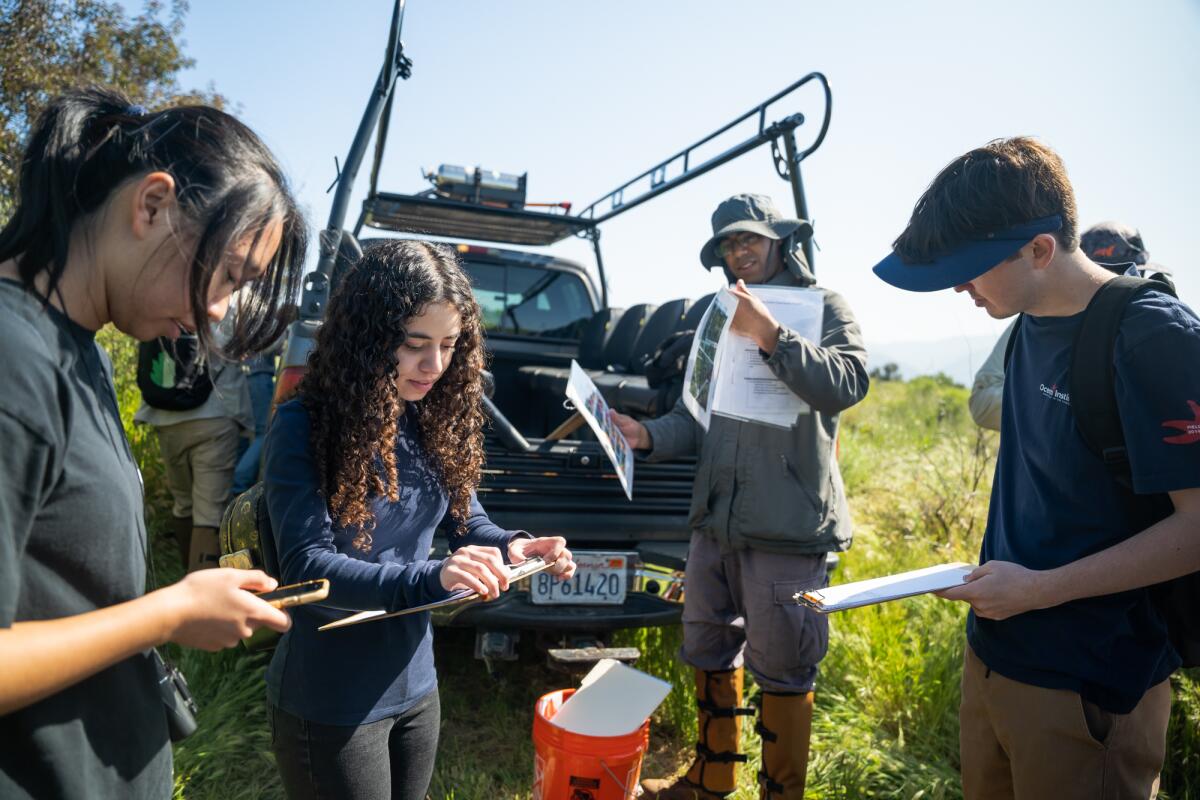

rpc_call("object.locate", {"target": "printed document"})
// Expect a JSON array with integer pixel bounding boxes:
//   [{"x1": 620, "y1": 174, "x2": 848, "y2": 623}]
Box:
[
  {"x1": 683, "y1": 285, "x2": 824, "y2": 429},
  {"x1": 681, "y1": 289, "x2": 735, "y2": 430},
  {"x1": 565, "y1": 361, "x2": 634, "y2": 499}
]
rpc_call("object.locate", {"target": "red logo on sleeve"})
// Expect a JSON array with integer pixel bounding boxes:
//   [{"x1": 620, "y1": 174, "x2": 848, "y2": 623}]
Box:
[{"x1": 1162, "y1": 400, "x2": 1200, "y2": 445}]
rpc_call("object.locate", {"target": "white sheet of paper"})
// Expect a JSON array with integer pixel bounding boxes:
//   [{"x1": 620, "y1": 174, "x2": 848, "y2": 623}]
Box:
[
  {"x1": 682, "y1": 289, "x2": 736, "y2": 430},
  {"x1": 798, "y1": 563, "x2": 974, "y2": 613},
  {"x1": 549, "y1": 659, "x2": 671, "y2": 737},
  {"x1": 747, "y1": 285, "x2": 824, "y2": 342},
  {"x1": 565, "y1": 361, "x2": 634, "y2": 499},
  {"x1": 318, "y1": 559, "x2": 555, "y2": 631},
  {"x1": 711, "y1": 286, "x2": 825, "y2": 429},
  {"x1": 322, "y1": 608, "x2": 388, "y2": 628}
]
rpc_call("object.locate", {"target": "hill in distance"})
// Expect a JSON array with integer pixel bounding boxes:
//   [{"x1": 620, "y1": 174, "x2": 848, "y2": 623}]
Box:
[{"x1": 866, "y1": 333, "x2": 1003, "y2": 387}]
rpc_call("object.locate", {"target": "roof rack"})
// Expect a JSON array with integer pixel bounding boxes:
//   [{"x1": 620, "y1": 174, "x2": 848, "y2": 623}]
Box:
[
  {"x1": 300, "y1": 0, "x2": 832, "y2": 321},
  {"x1": 362, "y1": 192, "x2": 594, "y2": 246},
  {"x1": 576, "y1": 73, "x2": 831, "y2": 237},
  {"x1": 357, "y1": 72, "x2": 829, "y2": 252}
]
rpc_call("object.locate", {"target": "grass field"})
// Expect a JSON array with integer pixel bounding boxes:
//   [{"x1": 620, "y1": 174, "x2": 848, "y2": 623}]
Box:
[{"x1": 96, "y1": 328, "x2": 1200, "y2": 799}]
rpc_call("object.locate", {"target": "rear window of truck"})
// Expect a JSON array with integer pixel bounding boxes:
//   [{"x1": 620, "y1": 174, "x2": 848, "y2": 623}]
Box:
[{"x1": 465, "y1": 260, "x2": 593, "y2": 340}]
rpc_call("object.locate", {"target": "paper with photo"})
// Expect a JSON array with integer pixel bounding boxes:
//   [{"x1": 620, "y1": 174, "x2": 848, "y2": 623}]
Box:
[
  {"x1": 710, "y1": 285, "x2": 825, "y2": 429},
  {"x1": 796, "y1": 562, "x2": 974, "y2": 613},
  {"x1": 682, "y1": 286, "x2": 825, "y2": 429},
  {"x1": 681, "y1": 288, "x2": 736, "y2": 430},
  {"x1": 566, "y1": 361, "x2": 634, "y2": 500}
]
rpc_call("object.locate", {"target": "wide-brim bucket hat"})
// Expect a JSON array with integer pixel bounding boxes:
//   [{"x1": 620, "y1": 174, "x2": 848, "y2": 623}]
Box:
[
  {"x1": 872, "y1": 215, "x2": 1063, "y2": 292},
  {"x1": 699, "y1": 194, "x2": 813, "y2": 269}
]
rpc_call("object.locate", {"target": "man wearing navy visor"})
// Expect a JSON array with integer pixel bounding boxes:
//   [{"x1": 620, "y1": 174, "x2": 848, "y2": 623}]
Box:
[
  {"x1": 967, "y1": 221, "x2": 1176, "y2": 431},
  {"x1": 873, "y1": 137, "x2": 1200, "y2": 798}
]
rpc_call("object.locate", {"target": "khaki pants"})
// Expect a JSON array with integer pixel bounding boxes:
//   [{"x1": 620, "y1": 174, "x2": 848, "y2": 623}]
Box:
[
  {"x1": 960, "y1": 645, "x2": 1171, "y2": 800},
  {"x1": 155, "y1": 417, "x2": 240, "y2": 528}
]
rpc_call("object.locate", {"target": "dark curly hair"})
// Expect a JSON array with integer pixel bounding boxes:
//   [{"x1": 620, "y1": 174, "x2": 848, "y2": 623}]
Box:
[
  {"x1": 297, "y1": 240, "x2": 486, "y2": 551},
  {"x1": 892, "y1": 136, "x2": 1078, "y2": 264}
]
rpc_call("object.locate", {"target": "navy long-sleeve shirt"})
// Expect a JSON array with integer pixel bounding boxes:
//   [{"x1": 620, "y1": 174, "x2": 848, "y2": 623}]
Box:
[{"x1": 263, "y1": 399, "x2": 517, "y2": 725}]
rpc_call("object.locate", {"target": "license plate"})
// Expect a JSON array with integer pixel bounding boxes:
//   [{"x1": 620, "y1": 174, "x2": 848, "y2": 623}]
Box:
[{"x1": 529, "y1": 552, "x2": 627, "y2": 605}]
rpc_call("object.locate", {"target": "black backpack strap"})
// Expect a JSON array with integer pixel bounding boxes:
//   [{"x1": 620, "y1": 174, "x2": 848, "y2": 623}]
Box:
[
  {"x1": 1069, "y1": 275, "x2": 1178, "y2": 489},
  {"x1": 1002, "y1": 314, "x2": 1024, "y2": 370},
  {"x1": 253, "y1": 483, "x2": 282, "y2": 579},
  {"x1": 1138, "y1": 267, "x2": 1176, "y2": 295}
]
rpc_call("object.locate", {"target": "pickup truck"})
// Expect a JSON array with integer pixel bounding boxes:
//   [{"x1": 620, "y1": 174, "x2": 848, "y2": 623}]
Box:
[{"x1": 220, "y1": 0, "x2": 833, "y2": 669}]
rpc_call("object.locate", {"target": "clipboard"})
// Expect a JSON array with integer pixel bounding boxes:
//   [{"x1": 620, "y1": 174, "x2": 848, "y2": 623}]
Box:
[
  {"x1": 318, "y1": 557, "x2": 556, "y2": 631},
  {"x1": 795, "y1": 562, "x2": 974, "y2": 614}
]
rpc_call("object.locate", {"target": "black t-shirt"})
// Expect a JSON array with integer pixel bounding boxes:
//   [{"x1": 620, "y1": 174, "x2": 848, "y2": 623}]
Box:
[{"x1": 0, "y1": 280, "x2": 171, "y2": 798}]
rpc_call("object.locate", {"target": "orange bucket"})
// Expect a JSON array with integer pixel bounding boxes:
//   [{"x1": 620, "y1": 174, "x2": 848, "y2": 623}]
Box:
[{"x1": 532, "y1": 688, "x2": 651, "y2": 800}]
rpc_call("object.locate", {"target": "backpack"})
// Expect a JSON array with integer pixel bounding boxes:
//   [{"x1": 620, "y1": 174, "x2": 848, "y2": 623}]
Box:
[
  {"x1": 1004, "y1": 274, "x2": 1200, "y2": 667},
  {"x1": 136, "y1": 335, "x2": 214, "y2": 411},
  {"x1": 641, "y1": 328, "x2": 696, "y2": 413},
  {"x1": 217, "y1": 483, "x2": 283, "y2": 651}
]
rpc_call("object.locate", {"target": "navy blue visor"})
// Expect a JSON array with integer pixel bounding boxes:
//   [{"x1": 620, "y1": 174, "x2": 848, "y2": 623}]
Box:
[{"x1": 872, "y1": 215, "x2": 1063, "y2": 292}]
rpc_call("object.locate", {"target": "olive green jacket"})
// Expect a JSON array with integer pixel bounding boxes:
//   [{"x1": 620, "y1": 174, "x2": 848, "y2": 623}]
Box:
[{"x1": 642, "y1": 270, "x2": 868, "y2": 554}]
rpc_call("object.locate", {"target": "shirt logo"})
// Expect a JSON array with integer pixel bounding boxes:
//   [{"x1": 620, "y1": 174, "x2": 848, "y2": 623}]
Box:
[
  {"x1": 1162, "y1": 400, "x2": 1200, "y2": 445},
  {"x1": 1039, "y1": 383, "x2": 1070, "y2": 406}
]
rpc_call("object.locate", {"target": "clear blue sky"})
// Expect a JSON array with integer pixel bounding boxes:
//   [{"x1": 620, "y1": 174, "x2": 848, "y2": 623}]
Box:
[{"x1": 174, "y1": 0, "x2": 1199, "y2": 351}]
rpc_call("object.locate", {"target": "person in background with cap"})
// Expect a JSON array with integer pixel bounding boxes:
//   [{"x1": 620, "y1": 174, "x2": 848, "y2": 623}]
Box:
[
  {"x1": 134, "y1": 312, "x2": 253, "y2": 572},
  {"x1": 610, "y1": 194, "x2": 868, "y2": 799},
  {"x1": 873, "y1": 136, "x2": 1200, "y2": 798},
  {"x1": 968, "y1": 221, "x2": 1174, "y2": 430}
]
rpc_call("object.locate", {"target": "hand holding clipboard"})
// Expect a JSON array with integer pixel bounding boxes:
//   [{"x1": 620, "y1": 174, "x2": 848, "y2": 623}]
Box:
[{"x1": 318, "y1": 557, "x2": 556, "y2": 631}]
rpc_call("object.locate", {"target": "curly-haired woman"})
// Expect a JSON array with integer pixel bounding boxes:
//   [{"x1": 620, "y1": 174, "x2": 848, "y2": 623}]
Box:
[{"x1": 262, "y1": 240, "x2": 575, "y2": 800}]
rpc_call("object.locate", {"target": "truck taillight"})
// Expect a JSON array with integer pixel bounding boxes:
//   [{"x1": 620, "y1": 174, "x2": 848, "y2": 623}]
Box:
[{"x1": 273, "y1": 365, "x2": 307, "y2": 407}]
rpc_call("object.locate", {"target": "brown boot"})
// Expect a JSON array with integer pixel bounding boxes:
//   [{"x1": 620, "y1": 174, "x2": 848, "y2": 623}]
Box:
[
  {"x1": 187, "y1": 526, "x2": 221, "y2": 572},
  {"x1": 169, "y1": 515, "x2": 193, "y2": 571},
  {"x1": 756, "y1": 691, "x2": 813, "y2": 800},
  {"x1": 641, "y1": 668, "x2": 753, "y2": 799}
]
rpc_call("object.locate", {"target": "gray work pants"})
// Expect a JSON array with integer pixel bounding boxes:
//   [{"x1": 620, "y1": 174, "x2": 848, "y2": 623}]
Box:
[{"x1": 681, "y1": 532, "x2": 830, "y2": 692}]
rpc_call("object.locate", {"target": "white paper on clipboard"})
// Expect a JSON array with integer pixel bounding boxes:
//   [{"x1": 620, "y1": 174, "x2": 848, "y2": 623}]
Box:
[
  {"x1": 318, "y1": 558, "x2": 555, "y2": 631},
  {"x1": 565, "y1": 361, "x2": 634, "y2": 500},
  {"x1": 796, "y1": 563, "x2": 974, "y2": 613}
]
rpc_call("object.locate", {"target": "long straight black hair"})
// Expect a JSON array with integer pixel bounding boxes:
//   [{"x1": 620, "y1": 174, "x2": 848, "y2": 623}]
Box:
[{"x1": 0, "y1": 86, "x2": 308, "y2": 358}]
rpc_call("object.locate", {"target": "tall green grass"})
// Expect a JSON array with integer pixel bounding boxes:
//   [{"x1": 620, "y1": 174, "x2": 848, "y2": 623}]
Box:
[{"x1": 97, "y1": 328, "x2": 1199, "y2": 799}]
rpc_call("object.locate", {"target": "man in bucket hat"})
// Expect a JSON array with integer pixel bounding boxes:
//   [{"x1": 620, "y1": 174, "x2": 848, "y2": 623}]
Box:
[
  {"x1": 968, "y1": 220, "x2": 1175, "y2": 430},
  {"x1": 612, "y1": 194, "x2": 869, "y2": 799},
  {"x1": 696, "y1": 193, "x2": 814, "y2": 280},
  {"x1": 873, "y1": 136, "x2": 1200, "y2": 798}
]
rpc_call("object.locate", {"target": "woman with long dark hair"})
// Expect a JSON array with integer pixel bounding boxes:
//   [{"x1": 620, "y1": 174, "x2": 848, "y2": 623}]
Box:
[
  {"x1": 263, "y1": 240, "x2": 574, "y2": 799},
  {"x1": 0, "y1": 87, "x2": 308, "y2": 798}
]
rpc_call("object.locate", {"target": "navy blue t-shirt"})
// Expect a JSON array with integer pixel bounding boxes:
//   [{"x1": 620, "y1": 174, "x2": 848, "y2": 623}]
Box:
[
  {"x1": 264, "y1": 399, "x2": 517, "y2": 725},
  {"x1": 968, "y1": 287, "x2": 1200, "y2": 714}
]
